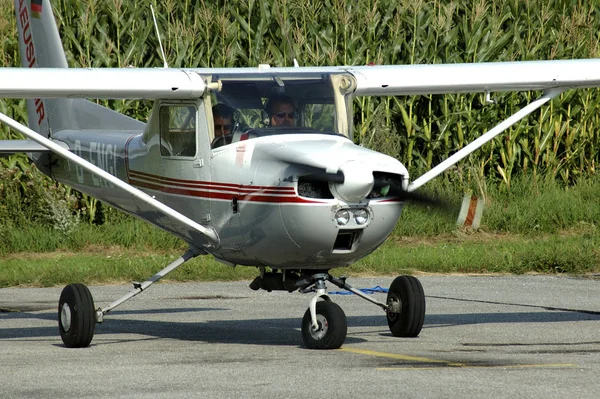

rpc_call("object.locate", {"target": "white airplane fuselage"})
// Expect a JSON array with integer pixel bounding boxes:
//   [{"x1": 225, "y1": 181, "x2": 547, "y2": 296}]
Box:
[{"x1": 46, "y1": 128, "x2": 407, "y2": 270}]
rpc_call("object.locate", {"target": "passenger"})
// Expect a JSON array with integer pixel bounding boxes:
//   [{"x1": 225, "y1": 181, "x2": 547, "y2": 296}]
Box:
[
  {"x1": 265, "y1": 95, "x2": 296, "y2": 127},
  {"x1": 212, "y1": 103, "x2": 235, "y2": 147}
]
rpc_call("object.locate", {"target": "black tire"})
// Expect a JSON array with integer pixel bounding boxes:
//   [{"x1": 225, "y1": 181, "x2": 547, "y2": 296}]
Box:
[
  {"x1": 58, "y1": 283, "x2": 96, "y2": 348},
  {"x1": 301, "y1": 301, "x2": 347, "y2": 350},
  {"x1": 386, "y1": 276, "x2": 425, "y2": 337}
]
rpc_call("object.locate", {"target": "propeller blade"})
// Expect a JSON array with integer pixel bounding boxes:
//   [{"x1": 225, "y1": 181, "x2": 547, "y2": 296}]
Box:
[{"x1": 373, "y1": 175, "x2": 453, "y2": 211}]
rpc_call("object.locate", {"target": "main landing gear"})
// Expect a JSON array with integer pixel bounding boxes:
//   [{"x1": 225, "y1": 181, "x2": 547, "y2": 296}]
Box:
[
  {"x1": 57, "y1": 248, "x2": 202, "y2": 348},
  {"x1": 250, "y1": 271, "x2": 426, "y2": 350}
]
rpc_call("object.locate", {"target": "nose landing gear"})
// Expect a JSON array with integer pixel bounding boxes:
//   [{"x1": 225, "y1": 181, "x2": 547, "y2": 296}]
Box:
[
  {"x1": 301, "y1": 301, "x2": 347, "y2": 349},
  {"x1": 298, "y1": 273, "x2": 426, "y2": 349}
]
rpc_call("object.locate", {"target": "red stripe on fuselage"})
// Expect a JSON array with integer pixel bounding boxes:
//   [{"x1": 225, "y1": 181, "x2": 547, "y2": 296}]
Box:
[
  {"x1": 130, "y1": 179, "x2": 321, "y2": 203},
  {"x1": 126, "y1": 170, "x2": 402, "y2": 204},
  {"x1": 128, "y1": 170, "x2": 321, "y2": 204},
  {"x1": 129, "y1": 170, "x2": 294, "y2": 194}
]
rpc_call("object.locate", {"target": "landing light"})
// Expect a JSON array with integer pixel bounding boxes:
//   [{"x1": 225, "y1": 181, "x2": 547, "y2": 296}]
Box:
[
  {"x1": 354, "y1": 209, "x2": 369, "y2": 225},
  {"x1": 335, "y1": 210, "x2": 350, "y2": 226}
]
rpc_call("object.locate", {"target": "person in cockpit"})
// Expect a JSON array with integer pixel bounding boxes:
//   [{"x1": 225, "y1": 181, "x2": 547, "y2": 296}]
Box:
[
  {"x1": 265, "y1": 95, "x2": 296, "y2": 127},
  {"x1": 212, "y1": 103, "x2": 235, "y2": 148}
]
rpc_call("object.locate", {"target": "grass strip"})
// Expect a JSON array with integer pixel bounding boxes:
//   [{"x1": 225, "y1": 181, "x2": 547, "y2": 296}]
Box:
[
  {"x1": 2, "y1": 232, "x2": 599, "y2": 288},
  {"x1": 353, "y1": 232, "x2": 600, "y2": 275}
]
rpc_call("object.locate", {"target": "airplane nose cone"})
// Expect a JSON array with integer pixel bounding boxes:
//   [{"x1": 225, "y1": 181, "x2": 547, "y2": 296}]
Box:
[{"x1": 331, "y1": 160, "x2": 374, "y2": 203}]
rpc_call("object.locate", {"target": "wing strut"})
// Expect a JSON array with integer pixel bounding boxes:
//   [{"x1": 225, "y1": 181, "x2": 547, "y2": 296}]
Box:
[
  {"x1": 408, "y1": 88, "x2": 564, "y2": 191},
  {"x1": 0, "y1": 111, "x2": 219, "y2": 248}
]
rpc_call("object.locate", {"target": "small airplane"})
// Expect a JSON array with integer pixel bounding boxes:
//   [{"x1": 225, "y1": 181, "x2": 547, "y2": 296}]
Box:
[{"x1": 2, "y1": 0, "x2": 600, "y2": 350}]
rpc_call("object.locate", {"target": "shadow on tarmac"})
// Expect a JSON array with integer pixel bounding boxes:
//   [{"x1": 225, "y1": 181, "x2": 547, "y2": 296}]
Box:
[{"x1": 2, "y1": 303, "x2": 600, "y2": 347}]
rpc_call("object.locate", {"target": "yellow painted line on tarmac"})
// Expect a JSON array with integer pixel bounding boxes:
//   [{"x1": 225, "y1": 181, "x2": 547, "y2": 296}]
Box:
[
  {"x1": 377, "y1": 363, "x2": 578, "y2": 370},
  {"x1": 340, "y1": 347, "x2": 577, "y2": 370},
  {"x1": 339, "y1": 347, "x2": 466, "y2": 367}
]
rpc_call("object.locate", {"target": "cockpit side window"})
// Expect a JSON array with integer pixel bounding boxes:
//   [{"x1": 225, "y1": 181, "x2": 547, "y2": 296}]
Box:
[{"x1": 159, "y1": 105, "x2": 196, "y2": 157}]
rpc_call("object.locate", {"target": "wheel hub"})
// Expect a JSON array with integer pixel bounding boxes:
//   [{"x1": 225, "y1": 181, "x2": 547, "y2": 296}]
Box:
[
  {"x1": 387, "y1": 295, "x2": 402, "y2": 320},
  {"x1": 310, "y1": 314, "x2": 329, "y2": 340},
  {"x1": 60, "y1": 303, "x2": 72, "y2": 332}
]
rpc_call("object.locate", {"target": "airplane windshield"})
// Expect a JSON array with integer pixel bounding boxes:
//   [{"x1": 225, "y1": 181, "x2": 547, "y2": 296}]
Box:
[{"x1": 207, "y1": 72, "x2": 354, "y2": 148}]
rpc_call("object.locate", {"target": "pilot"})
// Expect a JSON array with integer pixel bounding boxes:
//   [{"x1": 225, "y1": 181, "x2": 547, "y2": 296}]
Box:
[
  {"x1": 212, "y1": 103, "x2": 235, "y2": 147},
  {"x1": 265, "y1": 95, "x2": 296, "y2": 127}
]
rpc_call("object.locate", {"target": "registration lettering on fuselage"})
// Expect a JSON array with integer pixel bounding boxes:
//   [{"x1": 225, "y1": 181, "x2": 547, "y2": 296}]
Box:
[
  {"x1": 89, "y1": 142, "x2": 117, "y2": 187},
  {"x1": 72, "y1": 140, "x2": 118, "y2": 187}
]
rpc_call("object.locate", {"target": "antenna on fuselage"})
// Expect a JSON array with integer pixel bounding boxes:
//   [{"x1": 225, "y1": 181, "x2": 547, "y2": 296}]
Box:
[{"x1": 150, "y1": 4, "x2": 169, "y2": 68}]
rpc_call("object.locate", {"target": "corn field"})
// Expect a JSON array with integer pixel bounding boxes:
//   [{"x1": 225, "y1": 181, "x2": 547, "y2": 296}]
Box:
[{"x1": 1, "y1": 0, "x2": 600, "y2": 226}]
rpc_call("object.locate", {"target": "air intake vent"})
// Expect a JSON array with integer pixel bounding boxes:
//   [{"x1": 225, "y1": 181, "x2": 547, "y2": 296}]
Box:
[
  {"x1": 298, "y1": 175, "x2": 334, "y2": 199},
  {"x1": 333, "y1": 229, "x2": 361, "y2": 252},
  {"x1": 368, "y1": 172, "x2": 404, "y2": 199}
]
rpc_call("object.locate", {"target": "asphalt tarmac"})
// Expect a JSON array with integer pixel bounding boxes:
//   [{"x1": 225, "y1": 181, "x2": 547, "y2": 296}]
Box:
[{"x1": 2, "y1": 275, "x2": 600, "y2": 398}]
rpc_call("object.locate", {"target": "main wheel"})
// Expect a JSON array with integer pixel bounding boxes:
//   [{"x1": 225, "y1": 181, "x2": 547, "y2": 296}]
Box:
[
  {"x1": 301, "y1": 301, "x2": 347, "y2": 350},
  {"x1": 386, "y1": 275, "x2": 425, "y2": 337},
  {"x1": 58, "y1": 283, "x2": 96, "y2": 348}
]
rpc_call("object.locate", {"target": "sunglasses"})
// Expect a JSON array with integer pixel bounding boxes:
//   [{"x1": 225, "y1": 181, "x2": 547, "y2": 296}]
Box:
[
  {"x1": 272, "y1": 111, "x2": 295, "y2": 119},
  {"x1": 215, "y1": 124, "x2": 232, "y2": 130}
]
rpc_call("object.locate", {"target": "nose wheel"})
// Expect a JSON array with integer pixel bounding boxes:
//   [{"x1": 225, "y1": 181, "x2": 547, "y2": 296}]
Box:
[{"x1": 301, "y1": 301, "x2": 347, "y2": 349}]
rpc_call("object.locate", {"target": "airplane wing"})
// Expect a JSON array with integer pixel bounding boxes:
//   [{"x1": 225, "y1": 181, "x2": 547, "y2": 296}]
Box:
[
  {"x1": 345, "y1": 59, "x2": 600, "y2": 96},
  {"x1": 0, "y1": 68, "x2": 207, "y2": 99},
  {"x1": 2, "y1": 59, "x2": 600, "y2": 99}
]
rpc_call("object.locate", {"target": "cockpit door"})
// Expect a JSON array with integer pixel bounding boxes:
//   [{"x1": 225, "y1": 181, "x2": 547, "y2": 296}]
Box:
[{"x1": 159, "y1": 99, "x2": 212, "y2": 226}]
